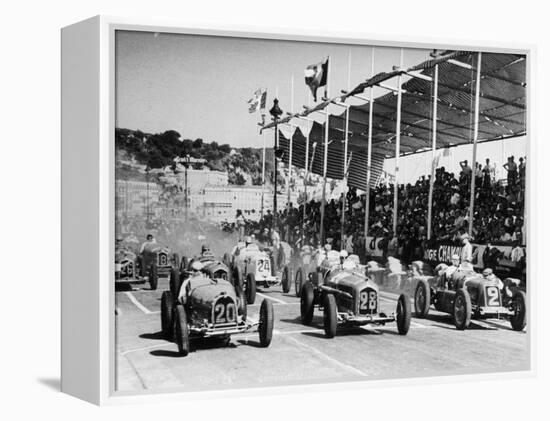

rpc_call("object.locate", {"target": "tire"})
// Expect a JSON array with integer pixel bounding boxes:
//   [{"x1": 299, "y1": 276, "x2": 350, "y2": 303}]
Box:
[
  {"x1": 169, "y1": 268, "x2": 181, "y2": 298},
  {"x1": 160, "y1": 291, "x2": 174, "y2": 339},
  {"x1": 223, "y1": 253, "x2": 232, "y2": 269},
  {"x1": 245, "y1": 272, "x2": 257, "y2": 304},
  {"x1": 300, "y1": 282, "x2": 315, "y2": 325},
  {"x1": 453, "y1": 288, "x2": 472, "y2": 330},
  {"x1": 396, "y1": 293, "x2": 412, "y2": 335},
  {"x1": 281, "y1": 266, "x2": 291, "y2": 293},
  {"x1": 149, "y1": 264, "x2": 158, "y2": 290},
  {"x1": 173, "y1": 305, "x2": 190, "y2": 356},
  {"x1": 234, "y1": 266, "x2": 244, "y2": 293},
  {"x1": 295, "y1": 267, "x2": 305, "y2": 297},
  {"x1": 323, "y1": 294, "x2": 337, "y2": 338},
  {"x1": 414, "y1": 279, "x2": 431, "y2": 318},
  {"x1": 238, "y1": 289, "x2": 247, "y2": 321},
  {"x1": 179, "y1": 256, "x2": 189, "y2": 273},
  {"x1": 510, "y1": 290, "x2": 526, "y2": 331},
  {"x1": 258, "y1": 299, "x2": 274, "y2": 347},
  {"x1": 172, "y1": 253, "x2": 180, "y2": 270}
]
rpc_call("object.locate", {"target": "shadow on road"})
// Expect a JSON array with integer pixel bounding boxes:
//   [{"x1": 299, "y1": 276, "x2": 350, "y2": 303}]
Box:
[
  {"x1": 36, "y1": 377, "x2": 60, "y2": 392},
  {"x1": 150, "y1": 349, "x2": 181, "y2": 358},
  {"x1": 140, "y1": 331, "x2": 166, "y2": 340}
]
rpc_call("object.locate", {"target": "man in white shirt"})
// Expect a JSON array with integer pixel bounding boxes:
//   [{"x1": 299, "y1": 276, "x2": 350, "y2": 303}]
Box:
[
  {"x1": 460, "y1": 233, "x2": 473, "y2": 265},
  {"x1": 139, "y1": 234, "x2": 156, "y2": 254}
]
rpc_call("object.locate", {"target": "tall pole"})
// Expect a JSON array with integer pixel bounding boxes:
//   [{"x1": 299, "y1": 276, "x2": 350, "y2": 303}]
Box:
[
  {"x1": 301, "y1": 96, "x2": 311, "y2": 247},
  {"x1": 261, "y1": 130, "x2": 266, "y2": 218},
  {"x1": 427, "y1": 64, "x2": 439, "y2": 240},
  {"x1": 270, "y1": 88, "x2": 282, "y2": 233},
  {"x1": 364, "y1": 48, "x2": 375, "y2": 242},
  {"x1": 287, "y1": 75, "x2": 294, "y2": 219},
  {"x1": 468, "y1": 52, "x2": 482, "y2": 236},
  {"x1": 184, "y1": 154, "x2": 189, "y2": 223},
  {"x1": 392, "y1": 49, "x2": 404, "y2": 235},
  {"x1": 319, "y1": 56, "x2": 331, "y2": 245},
  {"x1": 340, "y1": 51, "x2": 352, "y2": 249}
]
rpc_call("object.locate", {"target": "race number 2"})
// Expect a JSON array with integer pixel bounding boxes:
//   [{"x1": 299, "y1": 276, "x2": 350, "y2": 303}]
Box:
[{"x1": 486, "y1": 286, "x2": 500, "y2": 306}]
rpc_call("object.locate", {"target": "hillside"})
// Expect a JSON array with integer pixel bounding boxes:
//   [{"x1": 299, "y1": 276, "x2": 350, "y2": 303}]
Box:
[{"x1": 115, "y1": 128, "x2": 283, "y2": 186}]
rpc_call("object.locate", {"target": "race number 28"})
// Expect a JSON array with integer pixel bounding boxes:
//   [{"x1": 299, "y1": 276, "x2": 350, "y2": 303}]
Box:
[
  {"x1": 486, "y1": 286, "x2": 500, "y2": 306},
  {"x1": 214, "y1": 302, "x2": 236, "y2": 323},
  {"x1": 360, "y1": 290, "x2": 377, "y2": 311}
]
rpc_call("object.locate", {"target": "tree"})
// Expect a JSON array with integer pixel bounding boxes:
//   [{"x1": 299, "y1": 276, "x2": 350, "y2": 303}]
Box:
[{"x1": 193, "y1": 138, "x2": 203, "y2": 148}]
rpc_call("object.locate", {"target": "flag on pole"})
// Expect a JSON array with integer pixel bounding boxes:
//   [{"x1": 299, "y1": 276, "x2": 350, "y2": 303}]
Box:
[
  {"x1": 247, "y1": 89, "x2": 267, "y2": 113},
  {"x1": 304, "y1": 58, "x2": 329, "y2": 101}
]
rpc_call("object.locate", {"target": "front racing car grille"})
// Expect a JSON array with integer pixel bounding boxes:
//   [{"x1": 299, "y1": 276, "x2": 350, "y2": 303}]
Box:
[
  {"x1": 358, "y1": 288, "x2": 378, "y2": 315},
  {"x1": 158, "y1": 253, "x2": 168, "y2": 267},
  {"x1": 121, "y1": 260, "x2": 133, "y2": 277},
  {"x1": 211, "y1": 295, "x2": 238, "y2": 326}
]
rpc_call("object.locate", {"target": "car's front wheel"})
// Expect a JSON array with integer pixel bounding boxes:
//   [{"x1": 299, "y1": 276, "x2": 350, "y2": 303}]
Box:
[
  {"x1": 149, "y1": 264, "x2": 158, "y2": 290},
  {"x1": 414, "y1": 279, "x2": 431, "y2": 318},
  {"x1": 300, "y1": 282, "x2": 315, "y2": 325},
  {"x1": 169, "y1": 268, "x2": 181, "y2": 298},
  {"x1": 510, "y1": 290, "x2": 526, "y2": 331},
  {"x1": 295, "y1": 267, "x2": 305, "y2": 297},
  {"x1": 453, "y1": 288, "x2": 472, "y2": 330},
  {"x1": 281, "y1": 265, "x2": 291, "y2": 293},
  {"x1": 173, "y1": 305, "x2": 190, "y2": 356},
  {"x1": 396, "y1": 293, "x2": 412, "y2": 335},
  {"x1": 246, "y1": 272, "x2": 256, "y2": 305},
  {"x1": 323, "y1": 294, "x2": 337, "y2": 338},
  {"x1": 258, "y1": 299, "x2": 274, "y2": 347},
  {"x1": 161, "y1": 291, "x2": 174, "y2": 340}
]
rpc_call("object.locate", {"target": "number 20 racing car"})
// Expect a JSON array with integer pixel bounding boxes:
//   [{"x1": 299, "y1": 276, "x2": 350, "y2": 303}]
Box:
[
  {"x1": 299, "y1": 252, "x2": 412, "y2": 338},
  {"x1": 159, "y1": 262, "x2": 274, "y2": 356},
  {"x1": 412, "y1": 261, "x2": 526, "y2": 330}
]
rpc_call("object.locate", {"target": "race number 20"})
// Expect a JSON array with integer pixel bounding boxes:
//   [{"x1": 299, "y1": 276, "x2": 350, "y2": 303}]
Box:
[{"x1": 214, "y1": 301, "x2": 236, "y2": 323}]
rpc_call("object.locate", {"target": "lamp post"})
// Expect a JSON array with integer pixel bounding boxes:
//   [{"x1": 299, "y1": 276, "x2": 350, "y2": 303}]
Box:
[
  {"x1": 184, "y1": 154, "x2": 190, "y2": 223},
  {"x1": 269, "y1": 98, "x2": 283, "y2": 231},
  {"x1": 145, "y1": 165, "x2": 151, "y2": 226}
]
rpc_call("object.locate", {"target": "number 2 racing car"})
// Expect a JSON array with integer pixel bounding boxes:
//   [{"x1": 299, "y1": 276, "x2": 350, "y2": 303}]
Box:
[
  {"x1": 412, "y1": 260, "x2": 526, "y2": 330},
  {"x1": 299, "y1": 251, "x2": 412, "y2": 338},
  {"x1": 160, "y1": 262, "x2": 275, "y2": 356}
]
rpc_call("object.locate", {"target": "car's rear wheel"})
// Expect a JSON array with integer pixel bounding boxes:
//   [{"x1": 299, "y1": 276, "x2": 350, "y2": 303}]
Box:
[
  {"x1": 295, "y1": 267, "x2": 305, "y2": 297},
  {"x1": 160, "y1": 291, "x2": 174, "y2": 340},
  {"x1": 246, "y1": 272, "x2": 256, "y2": 305},
  {"x1": 281, "y1": 265, "x2": 291, "y2": 293},
  {"x1": 453, "y1": 288, "x2": 472, "y2": 330},
  {"x1": 172, "y1": 253, "x2": 180, "y2": 270},
  {"x1": 258, "y1": 299, "x2": 274, "y2": 347},
  {"x1": 179, "y1": 256, "x2": 188, "y2": 273},
  {"x1": 169, "y1": 268, "x2": 181, "y2": 298},
  {"x1": 300, "y1": 282, "x2": 315, "y2": 325},
  {"x1": 414, "y1": 279, "x2": 431, "y2": 318},
  {"x1": 396, "y1": 293, "x2": 412, "y2": 335},
  {"x1": 238, "y1": 289, "x2": 247, "y2": 321},
  {"x1": 149, "y1": 264, "x2": 158, "y2": 290},
  {"x1": 323, "y1": 294, "x2": 337, "y2": 338},
  {"x1": 234, "y1": 266, "x2": 244, "y2": 293},
  {"x1": 173, "y1": 305, "x2": 190, "y2": 356},
  {"x1": 510, "y1": 290, "x2": 526, "y2": 331}
]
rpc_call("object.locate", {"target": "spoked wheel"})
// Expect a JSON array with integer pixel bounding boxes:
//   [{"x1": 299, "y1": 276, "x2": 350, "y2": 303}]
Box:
[
  {"x1": 453, "y1": 288, "x2": 472, "y2": 330},
  {"x1": 300, "y1": 282, "x2": 315, "y2": 325},
  {"x1": 323, "y1": 294, "x2": 337, "y2": 338},
  {"x1": 414, "y1": 279, "x2": 430, "y2": 318},
  {"x1": 396, "y1": 293, "x2": 412, "y2": 335},
  {"x1": 160, "y1": 290, "x2": 174, "y2": 340},
  {"x1": 295, "y1": 267, "x2": 305, "y2": 297},
  {"x1": 281, "y1": 266, "x2": 291, "y2": 293},
  {"x1": 173, "y1": 305, "x2": 190, "y2": 356},
  {"x1": 245, "y1": 273, "x2": 256, "y2": 304},
  {"x1": 258, "y1": 299, "x2": 274, "y2": 347},
  {"x1": 510, "y1": 290, "x2": 526, "y2": 331}
]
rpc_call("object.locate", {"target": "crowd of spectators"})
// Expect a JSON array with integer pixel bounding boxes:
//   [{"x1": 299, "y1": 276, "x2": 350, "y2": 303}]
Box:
[{"x1": 253, "y1": 155, "x2": 526, "y2": 262}]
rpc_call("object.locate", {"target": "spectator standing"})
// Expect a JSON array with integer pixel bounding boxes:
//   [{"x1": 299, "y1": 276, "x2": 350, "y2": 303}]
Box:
[
  {"x1": 503, "y1": 156, "x2": 518, "y2": 186},
  {"x1": 235, "y1": 209, "x2": 246, "y2": 241}
]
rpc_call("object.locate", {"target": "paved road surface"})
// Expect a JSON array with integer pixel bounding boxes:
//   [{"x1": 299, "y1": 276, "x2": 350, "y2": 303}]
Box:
[{"x1": 115, "y1": 276, "x2": 528, "y2": 392}]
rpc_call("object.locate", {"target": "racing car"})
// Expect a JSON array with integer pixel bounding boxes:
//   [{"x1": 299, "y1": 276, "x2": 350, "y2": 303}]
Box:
[
  {"x1": 299, "y1": 251, "x2": 411, "y2": 338},
  {"x1": 223, "y1": 238, "x2": 291, "y2": 304},
  {"x1": 160, "y1": 262, "x2": 274, "y2": 356},
  {"x1": 139, "y1": 242, "x2": 179, "y2": 290},
  {"x1": 115, "y1": 243, "x2": 145, "y2": 286},
  {"x1": 412, "y1": 260, "x2": 526, "y2": 330}
]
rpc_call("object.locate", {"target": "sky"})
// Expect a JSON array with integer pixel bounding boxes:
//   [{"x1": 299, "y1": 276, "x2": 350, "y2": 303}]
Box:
[{"x1": 115, "y1": 30, "x2": 433, "y2": 148}]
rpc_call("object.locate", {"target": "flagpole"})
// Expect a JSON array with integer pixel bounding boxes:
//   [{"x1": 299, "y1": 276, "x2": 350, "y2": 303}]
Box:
[
  {"x1": 468, "y1": 52, "x2": 482, "y2": 237},
  {"x1": 273, "y1": 86, "x2": 279, "y2": 232},
  {"x1": 392, "y1": 49, "x2": 404, "y2": 235},
  {"x1": 339, "y1": 51, "x2": 352, "y2": 250},
  {"x1": 261, "y1": 128, "x2": 266, "y2": 218},
  {"x1": 319, "y1": 56, "x2": 330, "y2": 246},
  {"x1": 427, "y1": 64, "x2": 439, "y2": 240},
  {"x1": 287, "y1": 75, "x2": 294, "y2": 226},
  {"x1": 302, "y1": 95, "x2": 311, "y2": 248},
  {"x1": 364, "y1": 48, "x2": 375, "y2": 245}
]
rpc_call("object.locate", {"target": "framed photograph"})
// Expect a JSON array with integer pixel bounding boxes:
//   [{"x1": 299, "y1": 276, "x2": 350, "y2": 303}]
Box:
[{"x1": 61, "y1": 16, "x2": 532, "y2": 405}]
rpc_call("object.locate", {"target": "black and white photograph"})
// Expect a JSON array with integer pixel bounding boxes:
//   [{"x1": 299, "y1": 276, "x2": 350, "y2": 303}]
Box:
[{"x1": 113, "y1": 30, "x2": 528, "y2": 393}]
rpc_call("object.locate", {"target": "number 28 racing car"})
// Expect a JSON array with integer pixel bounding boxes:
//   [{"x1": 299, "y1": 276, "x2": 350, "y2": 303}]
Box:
[
  {"x1": 412, "y1": 261, "x2": 526, "y2": 330},
  {"x1": 299, "y1": 251, "x2": 412, "y2": 338},
  {"x1": 160, "y1": 260, "x2": 274, "y2": 356}
]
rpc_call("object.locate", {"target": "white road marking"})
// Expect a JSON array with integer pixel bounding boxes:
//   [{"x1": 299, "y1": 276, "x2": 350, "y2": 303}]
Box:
[
  {"x1": 256, "y1": 292, "x2": 287, "y2": 304},
  {"x1": 285, "y1": 335, "x2": 367, "y2": 377},
  {"x1": 248, "y1": 301, "x2": 300, "y2": 307},
  {"x1": 124, "y1": 291, "x2": 152, "y2": 314},
  {"x1": 120, "y1": 343, "x2": 170, "y2": 356}
]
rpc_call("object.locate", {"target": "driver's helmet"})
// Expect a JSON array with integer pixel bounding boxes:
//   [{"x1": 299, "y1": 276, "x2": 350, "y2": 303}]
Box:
[
  {"x1": 451, "y1": 254, "x2": 460, "y2": 267},
  {"x1": 244, "y1": 235, "x2": 253, "y2": 246},
  {"x1": 339, "y1": 250, "x2": 349, "y2": 259},
  {"x1": 191, "y1": 261, "x2": 204, "y2": 273},
  {"x1": 201, "y1": 243, "x2": 211, "y2": 253},
  {"x1": 482, "y1": 268, "x2": 493, "y2": 277}
]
